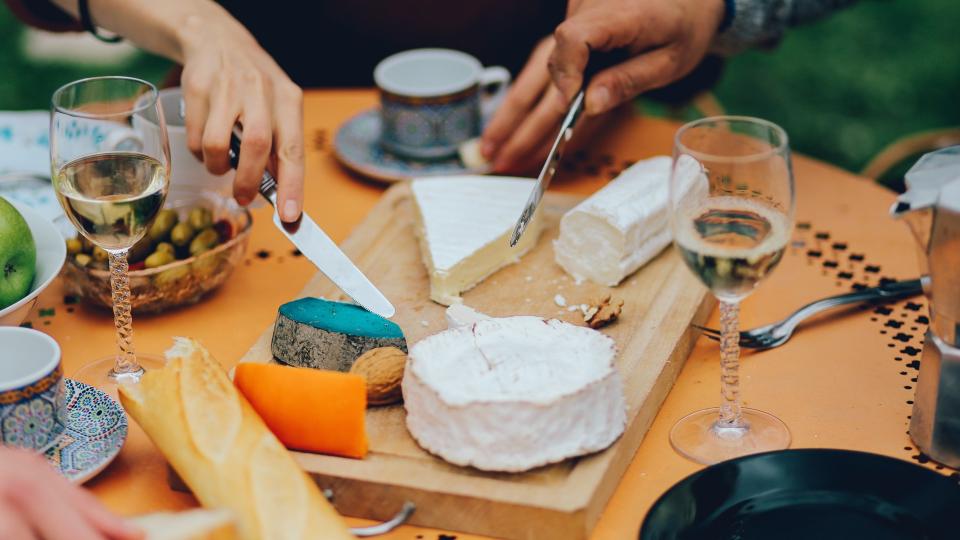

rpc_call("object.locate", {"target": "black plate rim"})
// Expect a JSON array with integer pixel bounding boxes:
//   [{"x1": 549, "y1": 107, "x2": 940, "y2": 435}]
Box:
[{"x1": 639, "y1": 448, "x2": 959, "y2": 539}]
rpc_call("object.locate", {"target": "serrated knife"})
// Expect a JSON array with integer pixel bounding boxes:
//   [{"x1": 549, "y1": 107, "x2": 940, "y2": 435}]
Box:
[
  {"x1": 228, "y1": 133, "x2": 396, "y2": 319},
  {"x1": 509, "y1": 50, "x2": 627, "y2": 247}
]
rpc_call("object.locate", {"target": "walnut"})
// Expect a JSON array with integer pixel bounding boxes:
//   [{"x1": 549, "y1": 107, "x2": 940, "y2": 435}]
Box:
[{"x1": 583, "y1": 295, "x2": 623, "y2": 329}]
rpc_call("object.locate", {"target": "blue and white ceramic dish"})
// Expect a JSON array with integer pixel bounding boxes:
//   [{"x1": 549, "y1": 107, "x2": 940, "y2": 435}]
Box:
[
  {"x1": 334, "y1": 108, "x2": 490, "y2": 183},
  {"x1": 44, "y1": 378, "x2": 127, "y2": 484}
]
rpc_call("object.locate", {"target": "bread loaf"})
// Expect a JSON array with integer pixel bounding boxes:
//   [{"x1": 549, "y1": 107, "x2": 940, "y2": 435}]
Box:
[
  {"x1": 129, "y1": 508, "x2": 237, "y2": 540},
  {"x1": 118, "y1": 338, "x2": 354, "y2": 540}
]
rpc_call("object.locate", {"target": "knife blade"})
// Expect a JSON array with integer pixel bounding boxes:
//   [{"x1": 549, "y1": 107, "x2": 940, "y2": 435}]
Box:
[
  {"x1": 228, "y1": 132, "x2": 396, "y2": 319},
  {"x1": 509, "y1": 50, "x2": 628, "y2": 247}
]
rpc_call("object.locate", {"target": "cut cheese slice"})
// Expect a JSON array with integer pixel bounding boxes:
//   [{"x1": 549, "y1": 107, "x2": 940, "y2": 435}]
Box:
[
  {"x1": 553, "y1": 155, "x2": 707, "y2": 286},
  {"x1": 403, "y1": 316, "x2": 626, "y2": 472},
  {"x1": 411, "y1": 176, "x2": 544, "y2": 305}
]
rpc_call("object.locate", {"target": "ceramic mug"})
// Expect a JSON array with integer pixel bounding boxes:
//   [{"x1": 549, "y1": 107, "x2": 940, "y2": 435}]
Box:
[
  {"x1": 129, "y1": 87, "x2": 235, "y2": 202},
  {"x1": 0, "y1": 327, "x2": 65, "y2": 452},
  {"x1": 374, "y1": 49, "x2": 511, "y2": 159}
]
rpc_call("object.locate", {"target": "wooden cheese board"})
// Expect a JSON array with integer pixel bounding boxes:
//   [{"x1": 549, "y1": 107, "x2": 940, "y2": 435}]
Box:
[{"x1": 240, "y1": 182, "x2": 714, "y2": 540}]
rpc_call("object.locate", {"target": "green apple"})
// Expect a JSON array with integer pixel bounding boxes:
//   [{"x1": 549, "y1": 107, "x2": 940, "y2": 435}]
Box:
[{"x1": 0, "y1": 197, "x2": 36, "y2": 309}]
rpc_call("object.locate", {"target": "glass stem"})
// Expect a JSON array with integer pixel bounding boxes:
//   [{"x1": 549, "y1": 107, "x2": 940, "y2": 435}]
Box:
[
  {"x1": 718, "y1": 300, "x2": 744, "y2": 427},
  {"x1": 107, "y1": 249, "x2": 141, "y2": 378}
]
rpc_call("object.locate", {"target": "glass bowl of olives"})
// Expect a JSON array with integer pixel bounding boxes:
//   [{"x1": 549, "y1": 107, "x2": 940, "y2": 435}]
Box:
[{"x1": 61, "y1": 189, "x2": 252, "y2": 313}]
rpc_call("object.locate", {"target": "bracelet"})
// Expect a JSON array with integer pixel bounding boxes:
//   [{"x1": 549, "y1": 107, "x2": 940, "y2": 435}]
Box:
[
  {"x1": 719, "y1": 0, "x2": 736, "y2": 33},
  {"x1": 77, "y1": 0, "x2": 122, "y2": 43}
]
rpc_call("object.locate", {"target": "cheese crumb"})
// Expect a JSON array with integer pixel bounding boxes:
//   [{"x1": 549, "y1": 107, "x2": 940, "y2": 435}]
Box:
[
  {"x1": 525, "y1": 275, "x2": 533, "y2": 282},
  {"x1": 554, "y1": 294, "x2": 567, "y2": 307},
  {"x1": 420, "y1": 320, "x2": 429, "y2": 327},
  {"x1": 567, "y1": 305, "x2": 580, "y2": 312}
]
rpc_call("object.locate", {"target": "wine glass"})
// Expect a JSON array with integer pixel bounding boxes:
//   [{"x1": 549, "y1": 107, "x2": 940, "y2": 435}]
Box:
[
  {"x1": 668, "y1": 116, "x2": 795, "y2": 464},
  {"x1": 50, "y1": 76, "x2": 171, "y2": 390}
]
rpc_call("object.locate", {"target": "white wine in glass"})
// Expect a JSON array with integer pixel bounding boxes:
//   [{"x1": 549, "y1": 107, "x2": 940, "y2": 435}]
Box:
[
  {"x1": 669, "y1": 116, "x2": 795, "y2": 465},
  {"x1": 50, "y1": 77, "x2": 171, "y2": 391}
]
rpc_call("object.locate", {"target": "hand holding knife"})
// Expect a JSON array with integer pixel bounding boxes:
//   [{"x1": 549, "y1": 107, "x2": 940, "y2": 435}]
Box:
[
  {"x1": 227, "y1": 131, "x2": 396, "y2": 319},
  {"x1": 510, "y1": 50, "x2": 628, "y2": 247}
]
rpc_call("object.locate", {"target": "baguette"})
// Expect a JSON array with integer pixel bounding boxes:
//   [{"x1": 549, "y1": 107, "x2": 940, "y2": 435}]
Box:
[
  {"x1": 119, "y1": 338, "x2": 354, "y2": 540},
  {"x1": 129, "y1": 508, "x2": 237, "y2": 540}
]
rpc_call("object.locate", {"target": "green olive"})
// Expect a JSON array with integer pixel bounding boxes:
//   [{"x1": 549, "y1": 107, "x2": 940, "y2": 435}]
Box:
[
  {"x1": 148, "y1": 209, "x2": 179, "y2": 242},
  {"x1": 152, "y1": 264, "x2": 190, "y2": 287},
  {"x1": 191, "y1": 252, "x2": 221, "y2": 279},
  {"x1": 92, "y1": 246, "x2": 109, "y2": 263},
  {"x1": 65, "y1": 237, "x2": 83, "y2": 256},
  {"x1": 170, "y1": 222, "x2": 196, "y2": 247},
  {"x1": 188, "y1": 207, "x2": 213, "y2": 231},
  {"x1": 155, "y1": 242, "x2": 175, "y2": 256},
  {"x1": 144, "y1": 251, "x2": 176, "y2": 269},
  {"x1": 74, "y1": 253, "x2": 92, "y2": 268},
  {"x1": 189, "y1": 228, "x2": 219, "y2": 256}
]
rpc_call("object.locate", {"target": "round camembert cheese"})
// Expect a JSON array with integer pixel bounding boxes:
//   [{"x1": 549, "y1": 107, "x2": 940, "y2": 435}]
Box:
[{"x1": 403, "y1": 316, "x2": 627, "y2": 472}]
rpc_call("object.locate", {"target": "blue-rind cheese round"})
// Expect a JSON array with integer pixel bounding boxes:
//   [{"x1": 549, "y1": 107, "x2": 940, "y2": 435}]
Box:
[{"x1": 271, "y1": 297, "x2": 407, "y2": 371}]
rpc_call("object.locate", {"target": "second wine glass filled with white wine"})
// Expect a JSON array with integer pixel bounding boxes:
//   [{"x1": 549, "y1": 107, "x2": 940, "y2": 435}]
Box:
[{"x1": 669, "y1": 116, "x2": 795, "y2": 465}]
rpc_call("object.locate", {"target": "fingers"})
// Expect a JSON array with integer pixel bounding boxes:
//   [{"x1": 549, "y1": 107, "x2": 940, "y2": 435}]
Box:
[
  {"x1": 481, "y1": 37, "x2": 553, "y2": 160},
  {"x1": 233, "y1": 84, "x2": 273, "y2": 207},
  {"x1": 585, "y1": 47, "x2": 677, "y2": 114},
  {"x1": 181, "y1": 66, "x2": 211, "y2": 162},
  {"x1": 201, "y1": 82, "x2": 239, "y2": 177},
  {"x1": 272, "y1": 83, "x2": 305, "y2": 223},
  {"x1": 66, "y1": 481, "x2": 144, "y2": 540},
  {"x1": 492, "y1": 86, "x2": 568, "y2": 173}
]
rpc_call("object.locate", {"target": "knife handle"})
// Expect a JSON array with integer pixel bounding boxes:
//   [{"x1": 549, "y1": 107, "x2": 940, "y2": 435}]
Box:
[
  {"x1": 582, "y1": 49, "x2": 630, "y2": 87},
  {"x1": 228, "y1": 131, "x2": 279, "y2": 207}
]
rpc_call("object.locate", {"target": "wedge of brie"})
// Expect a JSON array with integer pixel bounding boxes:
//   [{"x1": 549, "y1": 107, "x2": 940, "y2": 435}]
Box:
[
  {"x1": 553, "y1": 155, "x2": 705, "y2": 286},
  {"x1": 411, "y1": 176, "x2": 544, "y2": 305},
  {"x1": 403, "y1": 316, "x2": 626, "y2": 472}
]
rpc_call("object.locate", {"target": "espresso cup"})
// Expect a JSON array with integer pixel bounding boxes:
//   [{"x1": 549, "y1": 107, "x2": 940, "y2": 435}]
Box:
[
  {"x1": 0, "y1": 327, "x2": 65, "y2": 452},
  {"x1": 374, "y1": 49, "x2": 511, "y2": 159}
]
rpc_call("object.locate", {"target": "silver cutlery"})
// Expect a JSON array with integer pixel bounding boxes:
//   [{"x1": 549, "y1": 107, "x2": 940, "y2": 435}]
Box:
[{"x1": 697, "y1": 278, "x2": 924, "y2": 350}]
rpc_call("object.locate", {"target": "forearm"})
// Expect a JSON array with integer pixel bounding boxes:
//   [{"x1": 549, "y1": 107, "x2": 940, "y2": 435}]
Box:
[
  {"x1": 711, "y1": 0, "x2": 859, "y2": 56},
  {"x1": 47, "y1": 0, "x2": 251, "y2": 63}
]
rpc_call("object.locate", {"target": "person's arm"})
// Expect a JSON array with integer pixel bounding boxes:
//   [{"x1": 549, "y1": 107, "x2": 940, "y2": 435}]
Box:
[
  {"x1": 0, "y1": 447, "x2": 142, "y2": 540},
  {"x1": 47, "y1": 0, "x2": 305, "y2": 223},
  {"x1": 711, "y1": 0, "x2": 860, "y2": 55}
]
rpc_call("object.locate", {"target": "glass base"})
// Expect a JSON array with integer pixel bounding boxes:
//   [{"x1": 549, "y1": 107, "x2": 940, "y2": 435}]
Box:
[
  {"x1": 71, "y1": 354, "x2": 167, "y2": 400},
  {"x1": 670, "y1": 407, "x2": 791, "y2": 465}
]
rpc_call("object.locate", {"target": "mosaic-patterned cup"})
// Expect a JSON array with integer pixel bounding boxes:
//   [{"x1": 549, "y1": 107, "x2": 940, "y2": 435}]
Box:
[
  {"x1": 0, "y1": 327, "x2": 66, "y2": 452},
  {"x1": 374, "y1": 49, "x2": 511, "y2": 160}
]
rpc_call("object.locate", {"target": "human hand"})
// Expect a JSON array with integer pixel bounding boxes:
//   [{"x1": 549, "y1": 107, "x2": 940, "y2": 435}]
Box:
[
  {"x1": 480, "y1": 37, "x2": 608, "y2": 175},
  {"x1": 550, "y1": 0, "x2": 725, "y2": 114},
  {"x1": 0, "y1": 447, "x2": 142, "y2": 540},
  {"x1": 177, "y1": 6, "x2": 304, "y2": 222}
]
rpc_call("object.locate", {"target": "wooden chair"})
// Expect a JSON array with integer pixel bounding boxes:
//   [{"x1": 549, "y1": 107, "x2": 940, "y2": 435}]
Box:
[{"x1": 861, "y1": 128, "x2": 960, "y2": 180}]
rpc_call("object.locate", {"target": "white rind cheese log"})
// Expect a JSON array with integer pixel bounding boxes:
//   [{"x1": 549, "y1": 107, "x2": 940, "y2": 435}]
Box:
[
  {"x1": 554, "y1": 155, "x2": 704, "y2": 286},
  {"x1": 403, "y1": 316, "x2": 626, "y2": 472},
  {"x1": 118, "y1": 338, "x2": 354, "y2": 540}
]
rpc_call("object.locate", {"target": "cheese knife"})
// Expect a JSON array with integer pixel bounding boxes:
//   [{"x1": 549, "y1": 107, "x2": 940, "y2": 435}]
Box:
[
  {"x1": 509, "y1": 50, "x2": 628, "y2": 247},
  {"x1": 228, "y1": 132, "x2": 396, "y2": 319}
]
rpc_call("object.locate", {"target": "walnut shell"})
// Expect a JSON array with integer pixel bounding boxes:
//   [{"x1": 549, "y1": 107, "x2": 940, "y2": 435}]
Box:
[{"x1": 349, "y1": 347, "x2": 407, "y2": 406}]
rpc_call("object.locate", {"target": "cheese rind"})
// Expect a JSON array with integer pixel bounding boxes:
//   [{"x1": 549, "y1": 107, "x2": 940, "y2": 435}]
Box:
[
  {"x1": 271, "y1": 297, "x2": 406, "y2": 371},
  {"x1": 553, "y1": 155, "x2": 705, "y2": 286},
  {"x1": 403, "y1": 316, "x2": 627, "y2": 472},
  {"x1": 411, "y1": 176, "x2": 544, "y2": 305}
]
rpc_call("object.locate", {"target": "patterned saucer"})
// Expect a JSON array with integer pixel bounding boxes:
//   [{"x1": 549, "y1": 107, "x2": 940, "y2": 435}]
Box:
[
  {"x1": 44, "y1": 379, "x2": 127, "y2": 484},
  {"x1": 334, "y1": 108, "x2": 490, "y2": 183}
]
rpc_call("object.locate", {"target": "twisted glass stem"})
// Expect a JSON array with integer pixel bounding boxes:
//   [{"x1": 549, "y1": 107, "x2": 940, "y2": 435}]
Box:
[
  {"x1": 107, "y1": 250, "x2": 141, "y2": 378},
  {"x1": 718, "y1": 300, "x2": 744, "y2": 427}
]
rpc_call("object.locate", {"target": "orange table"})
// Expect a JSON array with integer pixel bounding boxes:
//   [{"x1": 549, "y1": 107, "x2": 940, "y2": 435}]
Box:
[{"x1": 30, "y1": 89, "x2": 949, "y2": 539}]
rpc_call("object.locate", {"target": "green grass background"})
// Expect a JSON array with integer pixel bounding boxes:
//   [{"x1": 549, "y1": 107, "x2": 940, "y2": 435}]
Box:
[{"x1": 2, "y1": 0, "x2": 957, "y2": 187}]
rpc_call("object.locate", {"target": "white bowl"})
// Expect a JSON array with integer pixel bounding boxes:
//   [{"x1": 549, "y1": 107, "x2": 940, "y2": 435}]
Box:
[{"x1": 0, "y1": 200, "x2": 67, "y2": 326}]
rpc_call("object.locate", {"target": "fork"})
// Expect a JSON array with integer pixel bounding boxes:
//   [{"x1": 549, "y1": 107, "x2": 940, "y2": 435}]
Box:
[{"x1": 696, "y1": 278, "x2": 924, "y2": 350}]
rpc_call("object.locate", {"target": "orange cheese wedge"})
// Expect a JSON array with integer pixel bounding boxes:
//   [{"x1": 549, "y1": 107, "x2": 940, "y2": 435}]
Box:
[{"x1": 234, "y1": 363, "x2": 368, "y2": 459}]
